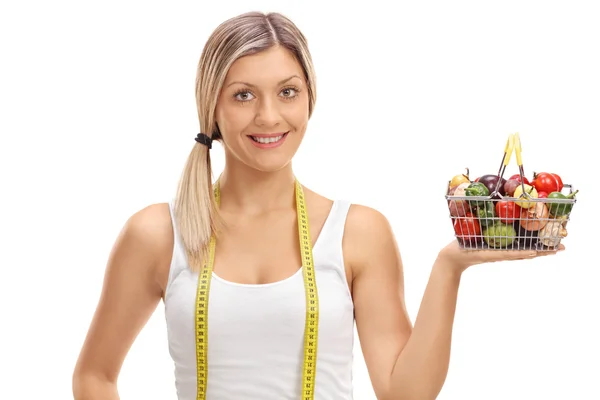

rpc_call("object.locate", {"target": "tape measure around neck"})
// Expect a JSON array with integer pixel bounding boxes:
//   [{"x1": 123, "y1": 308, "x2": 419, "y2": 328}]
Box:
[{"x1": 194, "y1": 178, "x2": 320, "y2": 400}]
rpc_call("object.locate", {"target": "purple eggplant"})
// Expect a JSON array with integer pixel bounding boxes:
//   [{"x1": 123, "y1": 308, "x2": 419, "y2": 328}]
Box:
[{"x1": 477, "y1": 174, "x2": 507, "y2": 199}]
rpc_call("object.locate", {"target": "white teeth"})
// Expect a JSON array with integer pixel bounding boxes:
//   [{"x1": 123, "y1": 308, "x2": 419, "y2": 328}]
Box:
[{"x1": 251, "y1": 134, "x2": 284, "y2": 144}]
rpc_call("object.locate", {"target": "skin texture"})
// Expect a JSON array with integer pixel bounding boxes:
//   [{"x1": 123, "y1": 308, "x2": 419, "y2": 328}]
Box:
[{"x1": 72, "y1": 45, "x2": 564, "y2": 400}]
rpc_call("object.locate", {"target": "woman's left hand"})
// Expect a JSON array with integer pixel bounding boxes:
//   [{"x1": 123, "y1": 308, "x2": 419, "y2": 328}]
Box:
[{"x1": 437, "y1": 240, "x2": 565, "y2": 275}]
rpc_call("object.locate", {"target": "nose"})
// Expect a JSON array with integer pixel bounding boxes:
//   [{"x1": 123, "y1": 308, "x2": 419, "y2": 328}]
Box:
[{"x1": 254, "y1": 96, "x2": 281, "y2": 127}]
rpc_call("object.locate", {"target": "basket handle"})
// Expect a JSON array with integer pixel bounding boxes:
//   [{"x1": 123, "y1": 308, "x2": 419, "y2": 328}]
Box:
[
  {"x1": 514, "y1": 132, "x2": 523, "y2": 167},
  {"x1": 504, "y1": 134, "x2": 515, "y2": 167},
  {"x1": 493, "y1": 134, "x2": 515, "y2": 196},
  {"x1": 513, "y1": 132, "x2": 533, "y2": 198}
]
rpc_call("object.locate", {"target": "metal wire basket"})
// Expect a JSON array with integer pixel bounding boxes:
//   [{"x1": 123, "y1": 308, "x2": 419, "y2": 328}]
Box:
[{"x1": 445, "y1": 133, "x2": 578, "y2": 251}]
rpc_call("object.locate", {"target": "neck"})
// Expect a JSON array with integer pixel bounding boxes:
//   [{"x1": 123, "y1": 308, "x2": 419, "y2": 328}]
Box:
[{"x1": 217, "y1": 158, "x2": 296, "y2": 214}]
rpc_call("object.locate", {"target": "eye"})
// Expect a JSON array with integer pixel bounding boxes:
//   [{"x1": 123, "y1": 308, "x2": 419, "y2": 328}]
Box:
[
  {"x1": 234, "y1": 90, "x2": 255, "y2": 102},
  {"x1": 280, "y1": 87, "x2": 299, "y2": 98}
]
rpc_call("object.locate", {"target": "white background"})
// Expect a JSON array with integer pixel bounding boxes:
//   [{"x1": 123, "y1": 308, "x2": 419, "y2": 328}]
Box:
[{"x1": 1, "y1": 1, "x2": 599, "y2": 399}]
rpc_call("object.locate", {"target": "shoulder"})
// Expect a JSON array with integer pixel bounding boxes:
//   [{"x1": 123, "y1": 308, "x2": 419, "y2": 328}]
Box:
[
  {"x1": 302, "y1": 185, "x2": 395, "y2": 249},
  {"x1": 301, "y1": 184, "x2": 399, "y2": 275},
  {"x1": 346, "y1": 203, "x2": 392, "y2": 232},
  {"x1": 343, "y1": 204, "x2": 398, "y2": 274},
  {"x1": 118, "y1": 203, "x2": 174, "y2": 288},
  {"x1": 124, "y1": 202, "x2": 174, "y2": 246}
]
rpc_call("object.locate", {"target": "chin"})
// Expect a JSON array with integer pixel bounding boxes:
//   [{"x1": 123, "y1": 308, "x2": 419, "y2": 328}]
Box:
[{"x1": 244, "y1": 156, "x2": 293, "y2": 173}]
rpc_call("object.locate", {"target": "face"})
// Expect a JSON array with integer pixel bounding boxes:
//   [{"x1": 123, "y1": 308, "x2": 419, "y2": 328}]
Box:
[{"x1": 214, "y1": 45, "x2": 310, "y2": 172}]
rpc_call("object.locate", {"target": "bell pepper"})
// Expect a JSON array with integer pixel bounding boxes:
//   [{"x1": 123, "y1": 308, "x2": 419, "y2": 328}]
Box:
[
  {"x1": 453, "y1": 212, "x2": 481, "y2": 244},
  {"x1": 464, "y1": 182, "x2": 489, "y2": 207},
  {"x1": 476, "y1": 202, "x2": 496, "y2": 228},
  {"x1": 495, "y1": 200, "x2": 521, "y2": 224},
  {"x1": 547, "y1": 190, "x2": 578, "y2": 216}
]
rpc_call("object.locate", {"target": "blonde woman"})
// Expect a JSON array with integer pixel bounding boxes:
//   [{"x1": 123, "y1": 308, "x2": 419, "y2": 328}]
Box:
[{"x1": 72, "y1": 11, "x2": 563, "y2": 400}]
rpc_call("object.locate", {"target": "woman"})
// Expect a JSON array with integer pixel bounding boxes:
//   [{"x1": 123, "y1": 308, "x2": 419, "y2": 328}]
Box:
[{"x1": 72, "y1": 11, "x2": 563, "y2": 400}]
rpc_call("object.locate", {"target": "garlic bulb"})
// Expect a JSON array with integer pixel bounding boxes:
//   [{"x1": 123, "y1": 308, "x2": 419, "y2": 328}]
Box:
[{"x1": 539, "y1": 220, "x2": 568, "y2": 247}]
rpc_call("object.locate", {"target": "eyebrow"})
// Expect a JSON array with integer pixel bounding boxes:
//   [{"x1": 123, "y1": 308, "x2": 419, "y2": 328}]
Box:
[{"x1": 226, "y1": 75, "x2": 302, "y2": 88}]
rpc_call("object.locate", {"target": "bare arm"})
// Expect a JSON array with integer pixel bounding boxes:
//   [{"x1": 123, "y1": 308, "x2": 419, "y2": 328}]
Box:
[
  {"x1": 348, "y1": 204, "x2": 557, "y2": 400},
  {"x1": 72, "y1": 204, "x2": 172, "y2": 400},
  {"x1": 385, "y1": 256, "x2": 461, "y2": 400},
  {"x1": 346, "y1": 205, "x2": 458, "y2": 400}
]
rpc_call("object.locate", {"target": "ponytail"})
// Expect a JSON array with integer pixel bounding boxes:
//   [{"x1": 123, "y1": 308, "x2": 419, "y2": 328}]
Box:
[{"x1": 174, "y1": 138, "x2": 221, "y2": 272}]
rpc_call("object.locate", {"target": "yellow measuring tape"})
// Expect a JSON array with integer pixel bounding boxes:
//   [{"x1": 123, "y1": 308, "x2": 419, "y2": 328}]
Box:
[{"x1": 194, "y1": 178, "x2": 319, "y2": 399}]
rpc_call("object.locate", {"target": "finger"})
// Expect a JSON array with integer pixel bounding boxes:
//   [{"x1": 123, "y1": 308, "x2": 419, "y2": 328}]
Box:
[
  {"x1": 476, "y1": 250, "x2": 537, "y2": 262},
  {"x1": 520, "y1": 244, "x2": 566, "y2": 259},
  {"x1": 536, "y1": 243, "x2": 566, "y2": 256},
  {"x1": 533, "y1": 249, "x2": 563, "y2": 257},
  {"x1": 486, "y1": 248, "x2": 555, "y2": 261},
  {"x1": 506, "y1": 250, "x2": 538, "y2": 260}
]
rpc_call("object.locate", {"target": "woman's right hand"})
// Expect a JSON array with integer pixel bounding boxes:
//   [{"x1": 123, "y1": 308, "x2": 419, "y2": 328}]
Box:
[{"x1": 72, "y1": 204, "x2": 173, "y2": 399}]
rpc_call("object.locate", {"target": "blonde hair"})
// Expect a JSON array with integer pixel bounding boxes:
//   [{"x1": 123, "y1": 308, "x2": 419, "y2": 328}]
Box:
[{"x1": 174, "y1": 11, "x2": 318, "y2": 271}]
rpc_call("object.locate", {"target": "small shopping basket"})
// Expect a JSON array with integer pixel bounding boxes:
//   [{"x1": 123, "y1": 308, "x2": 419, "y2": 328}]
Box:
[{"x1": 445, "y1": 133, "x2": 578, "y2": 251}]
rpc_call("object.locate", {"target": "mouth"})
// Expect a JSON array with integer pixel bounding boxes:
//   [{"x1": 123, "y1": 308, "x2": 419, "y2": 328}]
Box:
[{"x1": 248, "y1": 131, "x2": 289, "y2": 148}]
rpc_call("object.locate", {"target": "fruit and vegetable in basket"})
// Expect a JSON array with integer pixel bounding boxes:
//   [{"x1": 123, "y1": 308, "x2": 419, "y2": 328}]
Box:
[
  {"x1": 495, "y1": 200, "x2": 521, "y2": 224},
  {"x1": 503, "y1": 179, "x2": 521, "y2": 197},
  {"x1": 464, "y1": 182, "x2": 489, "y2": 207},
  {"x1": 445, "y1": 132, "x2": 579, "y2": 251},
  {"x1": 451, "y1": 172, "x2": 577, "y2": 249},
  {"x1": 449, "y1": 182, "x2": 470, "y2": 197},
  {"x1": 453, "y1": 213, "x2": 481, "y2": 244},
  {"x1": 475, "y1": 202, "x2": 496, "y2": 228},
  {"x1": 538, "y1": 218, "x2": 568, "y2": 247},
  {"x1": 483, "y1": 222, "x2": 517, "y2": 248},
  {"x1": 519, "y1": 203, "x2": 549, "y2": 231},
  {"x1": 450, "y1": 168, "x2": 471, "y2": 188},
  {"x1": 513, "y1": 183, "x2": 538, "y2": 209},
  {"x1": 508, "y1": 174, "x2": 530, "y2": 185},
  {"x1": 532, "y1": 172, "x2": 563, "y2": 193},
  {"x1": 449, "y1": 198, "x2": 470, "y2": 218},
  {"x1": 547, "y1": 190, "x2": 579, "y2": 216},
  {"x1": 476, "y1": 174, "x2": 507, "y2": 198}
]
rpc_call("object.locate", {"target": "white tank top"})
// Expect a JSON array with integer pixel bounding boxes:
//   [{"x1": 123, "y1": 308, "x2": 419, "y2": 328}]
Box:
[{"x1": 163, "y1": 200, "x2": 355, "y2": 400}]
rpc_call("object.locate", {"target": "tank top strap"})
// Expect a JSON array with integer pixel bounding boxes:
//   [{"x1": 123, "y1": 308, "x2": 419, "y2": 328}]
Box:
[
  {"x1": 313, "y1": 199, "x2": 352, "y2": 271},
  {"x1": 164, "y1": 200, "x2": 188, "y2": 300}
]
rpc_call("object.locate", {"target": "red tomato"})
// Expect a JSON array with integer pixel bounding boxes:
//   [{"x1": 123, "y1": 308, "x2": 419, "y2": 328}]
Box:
[
  {"x1": 508, "y1": 174, "x2": 530, "y2": 185},
  {"x1": 532, "y1": 172, "x2": 563, "y2": 193},
  {"x1": 453, "y1": 213, "x2": 481, "y2": 242},
  {"x1": 537, "y1": 191, "x2": 548, "y2": 199},
  {"x1": 495, "y1": 200, "x2": 521, "y2": 224}
]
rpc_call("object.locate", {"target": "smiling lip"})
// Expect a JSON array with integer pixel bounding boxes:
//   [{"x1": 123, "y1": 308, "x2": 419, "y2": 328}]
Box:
[{"x1": 248, "y1": 131, "x2": 289, "y2": 149}]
